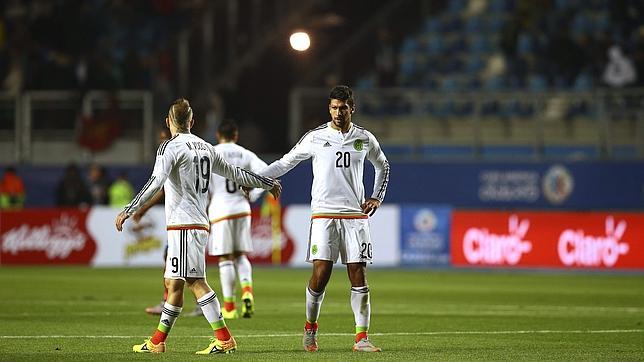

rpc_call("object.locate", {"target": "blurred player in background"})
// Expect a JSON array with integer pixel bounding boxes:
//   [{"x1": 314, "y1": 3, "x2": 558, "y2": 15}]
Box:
[
  {"x1": 115, "y1": 98, "x2": 281, "y2": 354},
  {"x1": 259, "y1": 85, "x2": 390, "y2": 352},
  {"x1": 207, "y1": 120, "x2": 267, "y2": 319}
]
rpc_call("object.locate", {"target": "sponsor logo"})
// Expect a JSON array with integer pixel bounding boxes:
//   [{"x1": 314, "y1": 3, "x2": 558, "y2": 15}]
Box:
[
  {"x1": 312, "y1": 245, "x2": 318, "y2": 255},
  {"x1": 190, "y1": 267, "x2": 197, "y2": 274},
  {"x1": 542, "y1": 165, "x2": 574, "y2": 205},
  {"x1": 558, "y1": 216, "x2": 630, "y2": 267},
  {"x1": 353, "y1": 139, "x2": 363, "y2": 151},
  {"x1": 462, "y1": 215, "x2": 532, "y2": 265},
  {"x1": 413, "y1": 209, "x2": 437, "y2": 232},
  {"x1": 161, "y1": 319, "x2": 170, "y2": 326},
  {"x1": 323, "y1": 141, "x2": 332, "y2": 147},
  {"x1": 124, "y1": 216, "x2": 163, "y2": 260},
  {"x1": 1, "y1": 214, "x2": 87, "y2": 259}
]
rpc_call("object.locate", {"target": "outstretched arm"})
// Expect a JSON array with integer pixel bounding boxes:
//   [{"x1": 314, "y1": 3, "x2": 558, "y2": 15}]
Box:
[
  {"x1": 210, "y1": 146, "x2": 282, "y2": 199},
  {"x1": 260, "y1": 133, "x2": 313, "y2": 178}
]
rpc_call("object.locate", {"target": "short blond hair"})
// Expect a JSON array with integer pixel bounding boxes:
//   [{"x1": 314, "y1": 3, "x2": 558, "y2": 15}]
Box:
[{"x1": 168, "y1": 98, "x2": 193, "y2": 132}]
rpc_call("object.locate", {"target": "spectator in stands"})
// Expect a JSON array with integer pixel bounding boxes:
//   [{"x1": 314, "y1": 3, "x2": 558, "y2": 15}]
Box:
[
  {"x1": 603, "y1": 45, "x2": 637, "y2": 88},
  {"x1": 88, "y1": 163, "x2": 110, "y2": 205},
  {"x1": 0, "y1": 166, "x2": 25, "y2": 209},
  {"x1": 56, "y1": 163, "x2": 92, "y2": 207},
  {"x1": 108, "y1": 171, "x2": 134, "y2": 208}
]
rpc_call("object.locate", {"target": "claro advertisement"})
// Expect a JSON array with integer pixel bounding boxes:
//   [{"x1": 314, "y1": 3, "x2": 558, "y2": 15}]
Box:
[{"x1": 451, "y1": 211, "x2": 644, "y2": 269}]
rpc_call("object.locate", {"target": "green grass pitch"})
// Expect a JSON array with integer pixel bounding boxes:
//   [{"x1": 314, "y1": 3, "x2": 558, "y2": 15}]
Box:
[{"x1": 0, "y1": 266, "x2": 643, "y2": 361}]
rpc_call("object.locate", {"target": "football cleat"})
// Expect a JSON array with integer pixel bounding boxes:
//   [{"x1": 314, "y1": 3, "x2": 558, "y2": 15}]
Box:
[
  {"x1": 302, "y1": 329, "x2": 318, "y2": 352},
  {"x1": 241, "y1": 291, "x2": 254, "y2": 318},
  {"x1": 145, "y1": 302, "x2": 164, "y2": 315},
  {"x1": 195, "y1": 337, "x2": 237, "y2": 354},
  {"x1": 133, "y1": 338, "x2": 165, "y2": 353},
  {"x1": 352, "y1": 338, "x2": 382, "y2": 352},
  {"x1": 222, "y1": 308, "x2": 239, "y2": 320}
]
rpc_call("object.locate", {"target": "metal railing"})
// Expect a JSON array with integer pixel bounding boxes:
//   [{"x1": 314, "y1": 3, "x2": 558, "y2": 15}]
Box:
[{"x1": 0, "y1": 90, "x2": 153, "y2": 165}]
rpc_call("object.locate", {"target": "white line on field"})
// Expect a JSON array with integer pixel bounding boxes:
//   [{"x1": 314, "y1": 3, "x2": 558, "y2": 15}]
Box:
[{"x1": 0, "y1": 330, "x2": 641, "y2": 339}]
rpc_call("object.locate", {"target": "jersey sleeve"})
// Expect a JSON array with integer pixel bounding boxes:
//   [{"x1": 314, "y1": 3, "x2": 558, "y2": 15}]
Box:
[
  {"x1": 247, "y1": 151, "x2": 269, "y2": 202},
  {"x1": 366, "y1": 132, "x2": 390, "y2": 202},
  {"x1": 123, "y1": 144, "x2": 174, "y2": 216},
  {"x1": 210, "y1": 146, "x2": 275, "y2": 190},
  {"x1": 259, "y1": 132, "x2": 313, "y2": 178}
]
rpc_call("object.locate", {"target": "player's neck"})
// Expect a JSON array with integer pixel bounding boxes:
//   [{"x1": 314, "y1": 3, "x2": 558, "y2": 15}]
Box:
[
  {"x1": 170, "y1": 129, "x2": 191, "y2": 137},
  {"x1": 330, "y1": 121, "x2": 352, "y2": 133}
]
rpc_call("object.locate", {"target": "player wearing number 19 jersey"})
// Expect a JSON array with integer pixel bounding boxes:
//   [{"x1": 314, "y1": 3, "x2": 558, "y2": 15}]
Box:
[
  {"x1": 115, "y1": 98, "x2": 281, "y2": 355},
  {"x1": 207, "y1": 120, "x2": 268, "y2": 319},
  {"x1": 259, "y1": 85, "x2": 389, "y2": 352}
]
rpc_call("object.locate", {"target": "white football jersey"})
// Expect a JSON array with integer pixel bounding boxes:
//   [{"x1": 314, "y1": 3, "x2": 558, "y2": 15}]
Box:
[
  {"x1": 123, "y1": 133, "x2": 275, "y2": 230},
  {"x1": 260, "y1": 122, "x2": 389, "y2": 217},
  {"x1": 207, "y1": 142, "x2": 267, "y2": 221}
]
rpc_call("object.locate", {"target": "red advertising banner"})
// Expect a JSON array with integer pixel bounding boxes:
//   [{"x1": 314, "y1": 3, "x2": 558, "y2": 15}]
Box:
[
  {"x1": 451, "y1": 211, "x2": 644, "y2": 269},
  {"x1": 0, "y1": 208, "x2": 97, "y2": 264}
]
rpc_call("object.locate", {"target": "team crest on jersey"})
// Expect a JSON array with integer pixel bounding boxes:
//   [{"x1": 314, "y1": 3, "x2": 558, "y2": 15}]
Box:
[
  {"x1": 311, "y1": 245, "x2": 318, "y2": 255},
  {"x1": 353, "y1": 139, "x2": 364, "y2": 151}
]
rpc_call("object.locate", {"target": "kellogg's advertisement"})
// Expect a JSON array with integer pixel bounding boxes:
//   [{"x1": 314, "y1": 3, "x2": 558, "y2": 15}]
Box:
[
  {"x1": 451, "y1": 211, "x2": 644, "y2": 269},
  {"x1": 0, "y1": 208, "x2": 97, "y2": 264}
]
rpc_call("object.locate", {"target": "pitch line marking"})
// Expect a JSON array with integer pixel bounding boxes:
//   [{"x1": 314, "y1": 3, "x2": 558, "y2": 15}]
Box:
[{"x1": 0, "y1": 329, "x2": 642, "y2": 339}]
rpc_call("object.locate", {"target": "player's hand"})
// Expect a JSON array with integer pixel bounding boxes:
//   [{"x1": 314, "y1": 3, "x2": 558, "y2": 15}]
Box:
[
  {"x1": 115, "y1": 211, "x2": 130, "y2": 232},
  {"x1": 361, "y1": 198, "x2": 381, "y2": 217},
  {"x1": 269, "y1": 179, "x2": 282, "y2": 199}
]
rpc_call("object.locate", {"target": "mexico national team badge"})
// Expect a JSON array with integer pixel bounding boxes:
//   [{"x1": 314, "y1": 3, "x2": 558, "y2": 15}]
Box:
[
  {"x1": 353, "y1": 139, "x2": 363, "y2": 151},
  {"x1": 311, "y1": 245, "x2": 318, "y2": 255}
]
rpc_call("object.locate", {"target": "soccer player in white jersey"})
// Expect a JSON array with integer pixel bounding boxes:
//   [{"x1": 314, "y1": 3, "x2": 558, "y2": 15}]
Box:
[
  {"x1": 115, "y1": 99, "x2": 281, "y2": 355},
  {"x1": 259, "y1": 85, "x2": 390, "y2": 352},
  {"x1": 207, "y1": 120, "x2": 267, "y2": 319}
]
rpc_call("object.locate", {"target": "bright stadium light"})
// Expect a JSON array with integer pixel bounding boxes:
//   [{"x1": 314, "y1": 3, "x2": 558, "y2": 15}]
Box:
[{"x1": 289, "y1": 31, "x2": 311, "y2": 51}]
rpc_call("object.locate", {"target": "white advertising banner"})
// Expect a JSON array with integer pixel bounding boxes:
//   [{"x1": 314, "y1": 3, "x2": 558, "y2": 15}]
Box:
[{"x1": 87, "y1": 206, "x2": 167, "y2": 267}]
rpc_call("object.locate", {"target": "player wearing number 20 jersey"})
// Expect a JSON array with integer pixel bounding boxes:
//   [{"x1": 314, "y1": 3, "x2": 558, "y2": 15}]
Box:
[{"x1": 259, "y1": 85, "x2": 388, "y2": 352}]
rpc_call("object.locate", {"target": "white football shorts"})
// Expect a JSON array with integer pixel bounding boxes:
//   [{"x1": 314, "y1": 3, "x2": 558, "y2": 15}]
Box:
[
  {"x1": 306, "y1": 218, "x2": 373, "y2": 264},
  {"x1": 164, "y1": 228, "x2": 209, "y2": 279},
  {"x1": 208, "y1": 216, "x2": 253, "y2": 256}
]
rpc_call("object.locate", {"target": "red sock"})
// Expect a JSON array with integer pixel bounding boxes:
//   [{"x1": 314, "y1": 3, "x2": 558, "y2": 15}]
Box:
[
  {"x1": 224, "y1": 301, "x2": 236, "y2": 312},
  {"x1": 305, "y1": 321, "x2": 318, "y2": 331},
  {"x1": 242, "y1": 286, "x2": 253, "y2": 295},
  {"x1": 215, "y1": 326, "x2": 232, "y2": 341},
  {"x1": 151, "y1": 329, "x2": 168, "y2": 345},
  {"x1": 355, "y1": 331, "x2": 367, "y2": 342}
]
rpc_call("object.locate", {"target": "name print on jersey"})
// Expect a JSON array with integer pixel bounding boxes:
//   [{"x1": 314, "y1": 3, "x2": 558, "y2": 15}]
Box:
[{"x1": 186, "y1": 141, "x2": 209, "y2": 151}]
